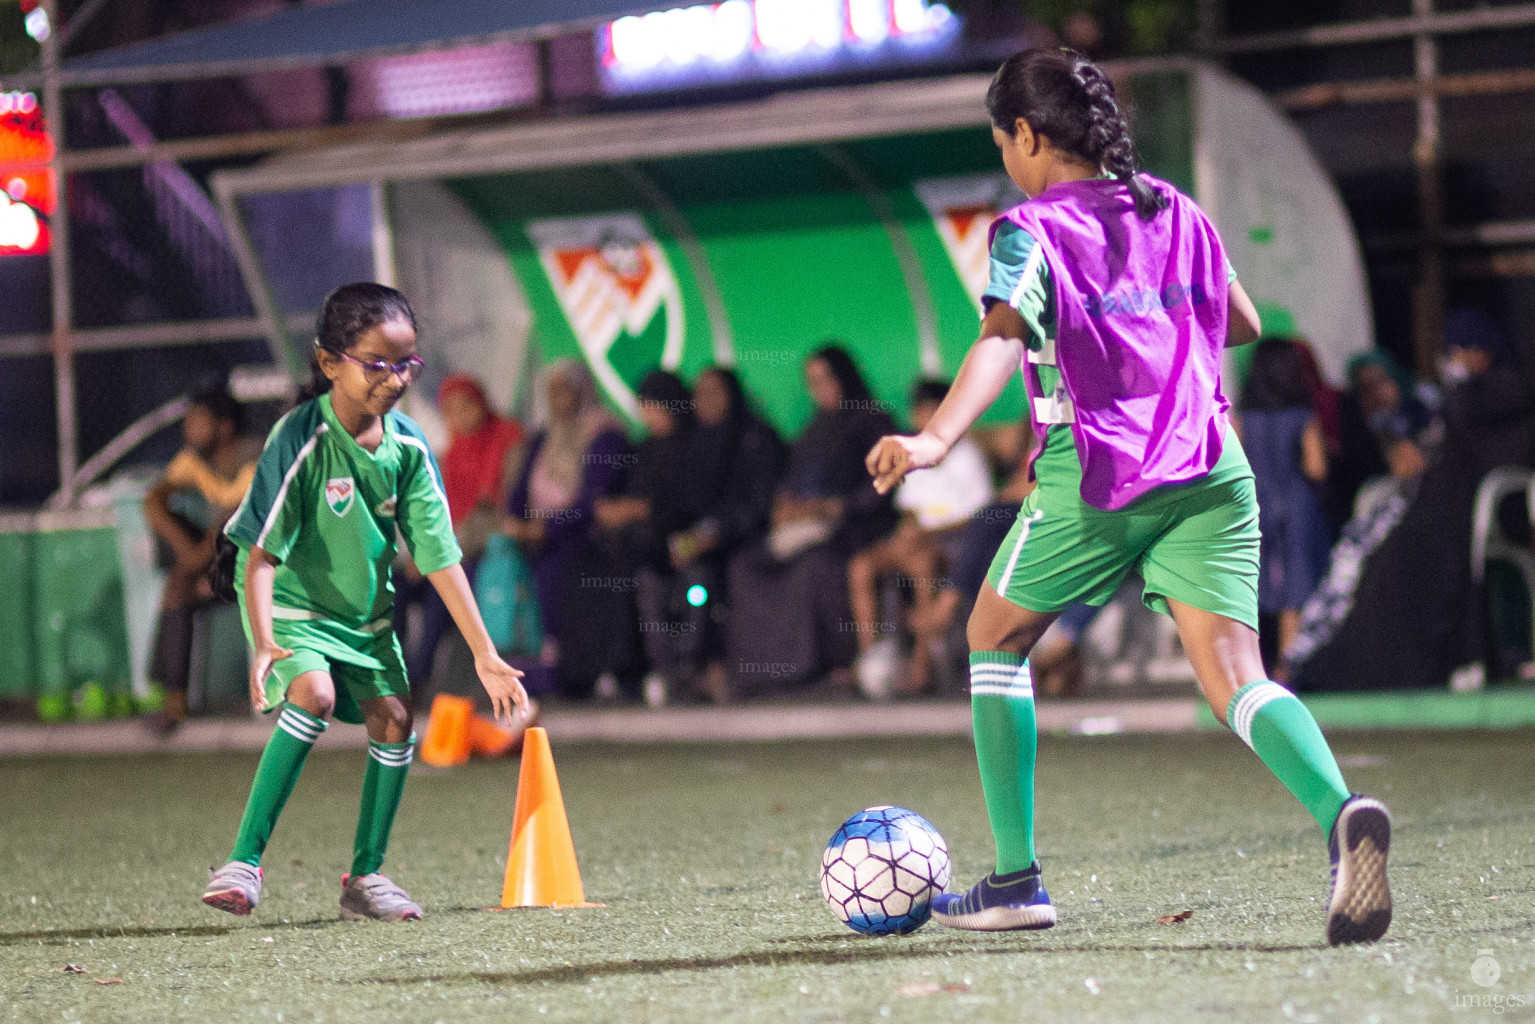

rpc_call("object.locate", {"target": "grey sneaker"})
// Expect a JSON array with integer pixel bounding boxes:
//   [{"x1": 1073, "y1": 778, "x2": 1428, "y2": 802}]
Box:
[
  {"x1": 339, "y1": 872, "x2": 423, "y2": 922},
  {"x1": 202, "y1": 862, "x2": 263, "y2": 916},
  {"x1": 1326, "y1": 794, "x2": 1393, "y2": 945}
]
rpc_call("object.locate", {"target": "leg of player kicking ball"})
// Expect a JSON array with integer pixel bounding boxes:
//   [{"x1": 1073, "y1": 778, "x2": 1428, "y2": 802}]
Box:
[
  {"x1": 203, "y1": 672, "x2": 335, "y2": 915},
  {"x1": 1167, "y1": 599, "x2": 1392, "y2": 945},
  {"x1": 931, "y1": 586, "x2": 1060, "y2": 931},
  {"x1": 342, "y1": 695, "x2": 422, "y2": 922}
]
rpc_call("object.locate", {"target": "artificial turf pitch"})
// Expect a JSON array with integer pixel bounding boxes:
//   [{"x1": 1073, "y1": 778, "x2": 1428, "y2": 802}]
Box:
[{"x1": 2, "y1": 730, "x2": 1532, "y2": 1023}]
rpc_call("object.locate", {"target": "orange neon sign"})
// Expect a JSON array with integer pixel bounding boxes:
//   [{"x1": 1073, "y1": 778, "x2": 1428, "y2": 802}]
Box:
[{"x1": 0, "y1": 91, "x2": 53, "y2": 256}]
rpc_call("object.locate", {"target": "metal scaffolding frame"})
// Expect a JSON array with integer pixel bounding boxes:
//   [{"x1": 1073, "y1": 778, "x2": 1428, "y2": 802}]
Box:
[
  {"x1": 1220, "y1": 1, "x2": 1535, "y2": 378},
  {"x1": 4, "y1": 2, "x2": 1534, "y2": 505}
]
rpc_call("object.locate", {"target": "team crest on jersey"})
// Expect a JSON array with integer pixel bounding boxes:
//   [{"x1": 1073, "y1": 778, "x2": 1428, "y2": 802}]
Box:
[
  {"x1": 324, "y1": 477, "x2": 355, "y2": 517},
  {"x1": 914, "y1": 174, "x2": 1026, "y2": 303},
  {"x1": 526, "y1": 213, "x2": 684, "y2": 420}
]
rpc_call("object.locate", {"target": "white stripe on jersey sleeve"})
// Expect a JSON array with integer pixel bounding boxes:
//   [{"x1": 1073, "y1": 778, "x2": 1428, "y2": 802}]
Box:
[
  {"x1": 393, "y1": 433, "x2": 451, "y2": 519},
  {"x1": 256, "y1": 423, "x2": 328, "y2": 550}
]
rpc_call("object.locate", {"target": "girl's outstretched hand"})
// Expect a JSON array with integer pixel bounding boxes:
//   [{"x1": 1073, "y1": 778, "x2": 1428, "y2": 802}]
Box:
[
  {"x1": 249, "y1": 642, "x2": 293, "y2": 712},
  {"x1": 866, "y1": 433, "x2": 950, "y2": 495},
  {"x1": 476, "y1": 652, "x2": 529, "y2": 727}
]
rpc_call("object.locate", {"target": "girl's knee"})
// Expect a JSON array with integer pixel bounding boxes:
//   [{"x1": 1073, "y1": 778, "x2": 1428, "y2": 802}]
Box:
[
  {"x1": 287, "y1": 674, "x2": 336, "y2": 719},
  {"x1": 366, "y1": 697, "x2": 412, "y2": 742},
  {"x1": 966, "y1": 602, "x2": 1019, "y2": 654},
  {"x1": 966, "y1": 588, "x2": 1053, "y2": 656}
]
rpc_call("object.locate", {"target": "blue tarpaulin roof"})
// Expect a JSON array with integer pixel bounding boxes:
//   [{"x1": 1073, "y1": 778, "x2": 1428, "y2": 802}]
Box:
[{"x1": 57, "y1": 0, "x2": 646, "y2": 86}]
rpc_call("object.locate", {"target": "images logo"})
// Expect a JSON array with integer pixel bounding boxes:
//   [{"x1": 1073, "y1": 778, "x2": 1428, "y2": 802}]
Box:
[
  {"x1": 527, "y1": 213, "x2": 685, "y2": 419},
  {"x1": 1472, "y1": 950, "x2": 1501, "y2": 988},
  {"x1": 325, "y1": 477, "x2": 355, "y2": 517},
  {"x1": 914, "y1": 174, "x2": 1025, "y2": 304}
]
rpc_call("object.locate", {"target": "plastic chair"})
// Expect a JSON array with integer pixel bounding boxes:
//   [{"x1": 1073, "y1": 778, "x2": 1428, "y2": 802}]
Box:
[{"x1": 1470, "y1": 467, "x2": 1535, "y2": 670}]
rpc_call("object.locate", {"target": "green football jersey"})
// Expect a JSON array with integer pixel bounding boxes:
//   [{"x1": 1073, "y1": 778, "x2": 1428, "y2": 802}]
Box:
[{"x1": 226, "y1": 393, "x2": 460, "y2": 637}]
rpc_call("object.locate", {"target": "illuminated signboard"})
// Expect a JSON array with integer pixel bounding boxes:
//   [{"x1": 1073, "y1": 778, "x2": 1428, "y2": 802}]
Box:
[
  {"x1": 0, "y1": 91, "x2": 53, "y2": 256},
  {"x1": 600, "y1": 0, "x2": 960, "y2": 93}
]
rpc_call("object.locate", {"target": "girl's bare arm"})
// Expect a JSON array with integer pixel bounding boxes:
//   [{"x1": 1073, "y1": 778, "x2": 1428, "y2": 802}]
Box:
[
  {"x1": 1227, "y1": 279, "x2": 1262, "y2": 348},
  {"x1": 867, "y1": 303, "x2": 1028, "y2": 495},
  {"x1": 1301, "y1": 417, "x2": 1329, "y2": 483},
  {"x1": 427, "y1": 562, "x2": 529, "y2": 725},
  {"x1": 243, "y1": 545, "x2": 291, "y2": 711}
]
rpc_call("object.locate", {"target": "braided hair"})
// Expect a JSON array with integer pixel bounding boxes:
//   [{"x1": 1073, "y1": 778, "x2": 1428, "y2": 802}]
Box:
[{"x1": 986, "y1": 48, "x2": 1169, "y2": 221}]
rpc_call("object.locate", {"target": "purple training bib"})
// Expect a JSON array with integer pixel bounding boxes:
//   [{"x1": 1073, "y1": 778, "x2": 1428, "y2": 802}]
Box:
[{"x1": 993, "y1": 175, "x2": 1231, "y2": 511}]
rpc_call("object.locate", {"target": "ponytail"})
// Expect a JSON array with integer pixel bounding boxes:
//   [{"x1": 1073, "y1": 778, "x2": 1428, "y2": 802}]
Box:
[{"x1": 986, "y1": 48, "x2": 1170, "y2": 221}]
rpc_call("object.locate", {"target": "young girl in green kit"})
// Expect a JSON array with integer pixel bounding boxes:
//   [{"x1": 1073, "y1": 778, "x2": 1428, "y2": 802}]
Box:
[{"x1": 202, "y1": 282, "x2": 528, "y2": 922}]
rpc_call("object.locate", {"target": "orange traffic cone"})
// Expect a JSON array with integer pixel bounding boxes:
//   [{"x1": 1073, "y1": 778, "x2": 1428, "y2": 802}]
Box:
[
  {"x1": 469, "y1": 699, "x2": 540, "y2": 758},
  {"x1": 500, "y1": 726, "x2": 598, "y2": 908},
  {"x1": 469, "y1": 714, "x2": 521, "y2": 757},
  {"x1": 418, "y1": 694, "x2": 474, "y2": 767}
]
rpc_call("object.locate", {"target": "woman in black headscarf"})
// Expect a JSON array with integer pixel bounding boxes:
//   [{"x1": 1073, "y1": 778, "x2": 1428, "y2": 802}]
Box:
[
  {"x1": 726, "y1": 344, "x2": 898, "y2": 694},
  {"x1": 560, "y1": 370, "x2": 698, "y2": 700},
  {"x1": 638, "y1": 367, "x2": 786, "y2": 702}
]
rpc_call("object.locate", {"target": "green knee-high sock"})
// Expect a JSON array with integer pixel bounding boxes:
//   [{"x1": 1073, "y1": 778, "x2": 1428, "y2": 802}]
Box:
[
  {"x1": 969, "y1": 651, "x2": 1038, "y2": 875},
  {"x1": 230, "y1": 703, "x2": 327, "y2": 866},
  {"x1": 351, "y1": 736, "x2": 414, "y2": 877},
  {"x1": 1227, "y1": 681, "x2": 1351, "y2": 835}
]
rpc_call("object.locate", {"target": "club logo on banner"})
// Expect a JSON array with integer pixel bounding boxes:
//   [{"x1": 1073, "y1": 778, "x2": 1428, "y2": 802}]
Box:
[
  {"x1": 527, "y1": 213, "x2": 686, "y2": 419},
  {"x1": 325, "y1": 477, "x2": 355, "y2": 517},
  {"x1": 913, "y1": 174, "x2": 1025, "y2": 304}
]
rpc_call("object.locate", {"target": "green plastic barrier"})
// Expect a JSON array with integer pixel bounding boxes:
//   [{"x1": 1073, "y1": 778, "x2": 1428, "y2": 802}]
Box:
[
  {"x1": 31, "y1": 510, "x2": 135, "y2": 721},
  {"x1": 0, "y1": 517, "x2": 34, "y2": 701},
  {"x1": 198, "y1": 603, "x2": 254, "y2": 714}
]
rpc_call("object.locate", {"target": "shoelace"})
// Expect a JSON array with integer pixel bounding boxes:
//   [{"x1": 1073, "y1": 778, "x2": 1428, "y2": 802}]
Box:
[
  {"x1": 362, "y1": 877, "x2": 409, "y2": 901},
  {"x1": 217, "y1": 864, "x2": 259, "y2": 884}
]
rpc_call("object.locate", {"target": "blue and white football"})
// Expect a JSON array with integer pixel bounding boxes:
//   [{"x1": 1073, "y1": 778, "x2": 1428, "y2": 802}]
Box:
[{"x1": 819, "y1": 806, "x2": 951, "y2": 936}]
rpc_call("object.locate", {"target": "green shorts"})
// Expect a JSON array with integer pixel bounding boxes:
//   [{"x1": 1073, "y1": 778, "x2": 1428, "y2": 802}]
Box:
[
  {"x1": 238, "y1": 598, "x2": 410, "y2": 725},
  {"x1": 984, "y1": 425, "x2": 1261, "y2": 630}
]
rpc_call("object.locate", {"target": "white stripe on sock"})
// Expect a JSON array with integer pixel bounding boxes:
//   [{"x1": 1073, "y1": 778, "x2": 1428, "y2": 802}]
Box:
[
  {"x1": 970, "y1": 662, "x2": 1031, "y2": 693},
  {"x1": 278, "y1": 705, "x2": 324, "y2": 726},
  {"x1": 1232, "y1": 682, "x2": 1292, "y2": 748},
  {"x1": 970, "y1": 661, "x2": 1033, "y2": 700},
  {"x1": 1228, "y1": 684, "x2": 1289, "y2": 739},
  {"x1": 970, "y1": 669, "x2": 1029, "y2": 683},
  {"x1": 277, "y1": 714, "x2": 322, "y2": 744},
  {"x1": 278, "y1": 706, "x2": 324, "y2": 733},
  {"x1": 369, "y1": 744, "x2": 413, "y2": 766},
  {"x1": 970, "y1": 684, "x2": 1036, "y2": 698}
]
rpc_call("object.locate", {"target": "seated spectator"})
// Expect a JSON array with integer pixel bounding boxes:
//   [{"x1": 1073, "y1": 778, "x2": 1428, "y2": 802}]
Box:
[
  {"x1": 142, "y1": 384, "x2": 260, "y2": 732},
  {"x1": 396, "y1": 374, "x2": 522, "y2": 695},
  {"x1": 1286, "y1": 349, "x2": 1442, "y2": 673},
  {"x1": 587, "y1": 370, "x2": 699, "y2": 703},
  {"x1": 1238, "y1": 339, "x2": 1332, "y2": 680},
  {"x1": 635, "y1": 367, "x2": 784, "y2": 704},
  {"x1": 727, "y1": 345, "x2": 896, "y2": 693},
  {"x1": 849, "y1": 379, "x2": 993, "y2": 697},
  {"x1": 504, "y1": 359, "x2": 629, "y2": 695},
  {"x1": 1291, "y1": 309, "x2": 1535, "y2": 689},
  {"x1": 1347, "y1": 349, "x2": 1441, "y2": 518}
]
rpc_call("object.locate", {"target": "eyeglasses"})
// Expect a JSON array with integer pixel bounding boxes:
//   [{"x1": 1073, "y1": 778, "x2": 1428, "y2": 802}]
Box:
[{"x1": 322, "y1": 345, "x2": 425, "y2": 385}]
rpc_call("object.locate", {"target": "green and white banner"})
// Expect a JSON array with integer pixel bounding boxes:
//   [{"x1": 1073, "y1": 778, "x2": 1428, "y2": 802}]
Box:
[
  {"x1": 423, "y1": 63, "x2": 1371, "y2": 434},
  {"x1": 527, "y1": 213, "x2": 687, "y2": 419}
]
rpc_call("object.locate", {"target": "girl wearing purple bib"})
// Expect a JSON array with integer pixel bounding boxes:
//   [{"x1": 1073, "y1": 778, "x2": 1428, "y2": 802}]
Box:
[{"x1": 866, "y1": 49, "x2": 1391, "y2": 945}]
